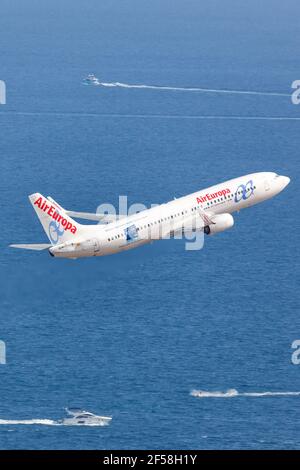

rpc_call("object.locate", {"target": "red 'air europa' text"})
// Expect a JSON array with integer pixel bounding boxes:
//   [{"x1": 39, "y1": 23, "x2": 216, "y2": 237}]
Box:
[
  {"x1": 34, "y1": 197, "x2": 77, "y2": 234},
  {"x1": 196, "y1": 188, "x2": 231, "y2": 204}
]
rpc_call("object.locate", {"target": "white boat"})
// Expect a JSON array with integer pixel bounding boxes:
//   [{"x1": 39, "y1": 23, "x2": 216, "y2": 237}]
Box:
[
  {"x1": 60, "y1": 408, "x2": 112, "y2": 426},
  {"x1": 83, "y1": 74, "x2": 100, "y2": 85},
  {"x1": 191, "y1": 388, "x2": 238, "y2": 398}
]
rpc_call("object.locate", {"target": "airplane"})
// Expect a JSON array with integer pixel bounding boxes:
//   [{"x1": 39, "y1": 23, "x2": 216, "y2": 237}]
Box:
[{"x1": 10, "y1": 172, "x2": 290, "y2": 259}]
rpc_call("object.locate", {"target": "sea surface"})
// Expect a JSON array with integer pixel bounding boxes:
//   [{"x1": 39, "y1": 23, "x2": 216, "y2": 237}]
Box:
[{"x1": 0, "y1": 0, "x2": 300, "y2": 449}]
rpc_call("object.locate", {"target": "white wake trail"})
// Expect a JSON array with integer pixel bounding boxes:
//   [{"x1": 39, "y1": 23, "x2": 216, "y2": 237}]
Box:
[
  {"x1": 0, "y1": 419, "x2": 60, "y2": 426},
  {"x1": 98, "y1": 81, "x2": 289, "y2": 97},
  {"x1": 191, "y1": 389, "x2": 300, "y2": 398},
  {"x1": 243, "y1": 391, "x2": 300, "y2": 397}
]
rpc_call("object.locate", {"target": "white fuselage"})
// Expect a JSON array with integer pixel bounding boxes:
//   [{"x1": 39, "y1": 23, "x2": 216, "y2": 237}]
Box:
[{"x1": 49, "y1": 172, "x2": 290, "y2": 258}]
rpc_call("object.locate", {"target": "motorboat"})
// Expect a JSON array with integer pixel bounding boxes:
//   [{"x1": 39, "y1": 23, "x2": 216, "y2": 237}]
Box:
[
  {"x1": 191, "y1": 389, "x2": 238, "y2": 398},
  {"x1": 83, "y1": 74, "x2": 100, "y2": 85},
  {"x1": 60, "y1": 408, "x2": 112, "y2": 426}
]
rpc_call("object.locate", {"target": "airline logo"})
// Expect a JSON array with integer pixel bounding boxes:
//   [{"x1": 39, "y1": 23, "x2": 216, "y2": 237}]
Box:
[
  {"x1": 34, "y1": 196, "x2": 77, "y2": 235},
  {"x1": 197, "y1": 188, "x2": 231, "y2": 204},
  {"x1": 234, "y1": 180, "x2": 254, "y2": 203},
  {"x1": 49, "y1": 220, "x2": 65, "y2": 244}
]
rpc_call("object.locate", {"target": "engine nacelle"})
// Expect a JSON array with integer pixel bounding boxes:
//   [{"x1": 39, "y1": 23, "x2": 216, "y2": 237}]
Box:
[{"x1": 204, "y1": 213, "x2": 234, "y2": 235}]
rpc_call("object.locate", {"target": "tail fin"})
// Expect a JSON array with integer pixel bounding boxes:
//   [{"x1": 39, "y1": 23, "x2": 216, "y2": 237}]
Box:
[{"x1": 29, "y1": 193, "x2": 82, "y2": 245}]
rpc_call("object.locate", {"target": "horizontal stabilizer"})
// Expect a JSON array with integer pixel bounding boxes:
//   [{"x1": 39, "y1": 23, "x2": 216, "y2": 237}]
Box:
[{"x1": 10, "y1": 243, "x2": 52, "y2": 251}]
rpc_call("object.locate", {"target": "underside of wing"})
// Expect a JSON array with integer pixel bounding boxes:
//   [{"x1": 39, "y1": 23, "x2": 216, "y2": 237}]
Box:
[
  {"x1": 65, "y1": 210, "x2": 126, "y2": 224},
  {"x1": 47, "y1": 196, "x2": 125, "y2": 224}
]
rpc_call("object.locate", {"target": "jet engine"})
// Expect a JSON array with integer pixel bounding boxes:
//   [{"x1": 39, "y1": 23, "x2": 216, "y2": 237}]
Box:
[{"x1": 204, "y1": 213, "x2": 234, "y2": 235}]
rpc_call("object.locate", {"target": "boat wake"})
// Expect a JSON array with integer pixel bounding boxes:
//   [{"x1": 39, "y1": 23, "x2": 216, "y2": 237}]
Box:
[
  {"x1": 96, "y1": 81, "x2": 289, "y2": 97},
  {"x1": 0, "y1": 419, "x2": 60, "y2": 426},
  {"x1": 191, "y1": 389, "x2": 300, "y2": 398}
]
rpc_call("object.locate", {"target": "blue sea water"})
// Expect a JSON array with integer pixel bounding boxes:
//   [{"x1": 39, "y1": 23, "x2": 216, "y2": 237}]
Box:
[{"x1": 0, "y1": 0, "x2": 300, "y2": 449}]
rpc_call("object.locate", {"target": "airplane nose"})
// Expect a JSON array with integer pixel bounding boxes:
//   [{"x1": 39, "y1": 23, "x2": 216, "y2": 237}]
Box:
[{"x1": 281, "y1": 176, "x2": 290, "y2": 188}]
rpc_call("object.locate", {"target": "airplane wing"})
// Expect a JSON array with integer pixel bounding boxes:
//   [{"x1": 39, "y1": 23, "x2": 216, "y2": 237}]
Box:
[
  {"x1": 49, "y1": 196, "x2": 215, "y2": 227},
  {"x1": 47, "y1": 196, "x2": 124, "y2": 224},
  {"x1": 10, "y1": 244, "x2": 52, "y2": 250},
  {"x1": 65, "y1": 210, "x2": 126, "y2": 224}
]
